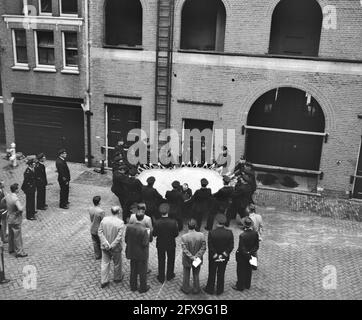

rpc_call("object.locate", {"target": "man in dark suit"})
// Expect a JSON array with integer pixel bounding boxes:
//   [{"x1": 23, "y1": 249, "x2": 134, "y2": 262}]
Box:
[
  {"x1": 125, "y1": 210, "x2": 150, "y2": 293},
  {"x1": 191, "y1": 178, "x2": 212, "y2": 231},
  {"x1": 21, "y1": 159, "x2": 37, "y2": 220},
  {"x1": 56, "y1": 149, "x2": 70, "y2": 209},
  {"x1": 111, "y1": 165, "x2": 129, "y2": 211},
  {"x1": 203, "y1": 213, "x2": 234, "y2": 295},
  {"x1": 233, "y1": 217, "x2": 259, "y2": 291},
  {"x1": 165, "y1": 181, "x2": 184, "y2": 231},
  {"x1": 141, "y1": 176, "x2": 163, "y2": 221},
  {"x1": 209, "y1": 175, "x2": 234, "y2": 230},
  {"x1": 123, "y1": 168, "x2": 143, "y2": 222},
  {"x1": 35, "y1": 153, "x2": 48, "y2": 210},
  {"x1": 0, "y1": 180, "x2": 8, "y2": 243},
  {"x1": 153, "y1": 203, "x2": 179, "y2": 283},
  {"x1": 228, "y1": 175, "x2": 252, "y2": 226}
]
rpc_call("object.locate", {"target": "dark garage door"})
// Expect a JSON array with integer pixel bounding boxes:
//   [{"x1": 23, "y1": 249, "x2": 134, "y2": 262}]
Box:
[{"x1": 13, "y1": 95, "x2": 84, "y2": 163}]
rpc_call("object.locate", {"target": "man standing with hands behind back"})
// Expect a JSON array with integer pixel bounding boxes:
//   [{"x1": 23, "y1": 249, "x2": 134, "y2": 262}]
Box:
[
  {"x1": 56, "y1": 149, "x2": 70, "y2": 209},
  {"x1": 203, "y1": 213, "x2": 234, "y2": 295}
]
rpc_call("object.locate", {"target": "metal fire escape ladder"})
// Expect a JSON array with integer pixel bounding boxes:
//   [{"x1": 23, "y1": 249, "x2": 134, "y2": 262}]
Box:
[{"x1": 154, "y1": 0, "x2": 175, "y2": 136}]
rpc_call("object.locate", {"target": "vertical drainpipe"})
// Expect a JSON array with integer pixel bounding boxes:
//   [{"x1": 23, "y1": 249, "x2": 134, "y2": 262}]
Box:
[{"x1": 84, "y1": 0, "x2": 93, "y2": 168}]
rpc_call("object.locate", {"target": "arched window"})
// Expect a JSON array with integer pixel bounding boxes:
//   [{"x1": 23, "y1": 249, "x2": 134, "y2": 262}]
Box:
[
  {"x1": 180, "y1": 0, "x2": 226, "y2": 51},
  {"x1": 269, "y1": 0, "x2": 322, "y2": 56},
  {"x1": 105, "y1": 0, "x2": 143, "y2": 47},
  {"x1": 245, "y1": 87, "x2": 325, "y2": 171}
]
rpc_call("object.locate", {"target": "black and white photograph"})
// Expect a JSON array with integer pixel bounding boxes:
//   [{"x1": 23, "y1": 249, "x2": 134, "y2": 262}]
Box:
[{"x1": 0, "y1": 0, "x2": 361, "y2": 310}]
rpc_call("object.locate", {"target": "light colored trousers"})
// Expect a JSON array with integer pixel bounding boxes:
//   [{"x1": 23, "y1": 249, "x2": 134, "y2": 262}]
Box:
[
  {"x1": 8, "y1": 224, "x2": 25, "y2": 255},
  {"x1": 101, "y1": 248, "x2": 123, "y2": 284},
  {"x1": 181, "y1": 265, "x2": 201, "y2": 294}
]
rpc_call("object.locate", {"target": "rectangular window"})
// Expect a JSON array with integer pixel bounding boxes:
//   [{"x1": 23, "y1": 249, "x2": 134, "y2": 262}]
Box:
[
  {"x1": 35, "y1": 30, "x2": 55, "y2": 67},
  {"x1": 60, "y1": 0, "x2": 78, "y2": 15},
  {"x1": 39, "y1": 0, "x2": 52, "y2": 15},
  {"x1": 63, "y1": 32, "x2": 78, "y2": 69},
  {"x1": 13, "y1": 29, "x2": 28, "y2": 65}
]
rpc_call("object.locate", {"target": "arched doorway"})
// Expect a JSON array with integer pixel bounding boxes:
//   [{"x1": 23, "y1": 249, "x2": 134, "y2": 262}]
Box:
[{"x1": 245, "y1": 87, "x2": 325, "y2": 171}]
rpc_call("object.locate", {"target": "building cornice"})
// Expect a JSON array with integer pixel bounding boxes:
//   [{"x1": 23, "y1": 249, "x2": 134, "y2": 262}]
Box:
[{"x1": 2, "y1": 15, "x2": 84, "y2": 28}]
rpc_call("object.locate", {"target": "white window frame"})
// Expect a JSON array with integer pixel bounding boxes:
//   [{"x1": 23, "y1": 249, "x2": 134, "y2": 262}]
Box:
[
  {"x1": 34, "y1": 30, "x2": 56, "y2": 72},
  {"x1": 12, "y1": 29, "x2": 29, "y2": 69},
  {"x1": 38, "y1": 0, "x2": 52, "y2": 16},
  {"x1": 59, "y1": 0, "x2": 78, "y2": 17},
  {"x1": 61, "y1": 31, "x2": 79, "y2": 74}
]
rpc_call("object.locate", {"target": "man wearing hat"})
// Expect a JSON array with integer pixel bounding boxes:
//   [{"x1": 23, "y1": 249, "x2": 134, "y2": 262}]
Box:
[
  {"x1": 56, "y1": 149, "x2": 70, "y2": 209},
  {"x1": 141, "y1": 176, "x2": 164, "y2": 221},
  {"x1": 111, "y1": 165, "x2": 129, "y2": 213},
  {"x1": 153, "y1": 203, "x2": 179, "y2": 283},
  {"x1": 165, "y1": 181, "x2": 184, "y2": 231},
  {"x1": 35, "y1": 153, "x2": 48, "y2": 210},
  {"x1": 123, "y1": 168, "x2": 143, "y2": 222},
  {"x1": 209, "y1": 175, "x2": 234, "y2": 230},
  {"x1": 228, "y1": 175, "x2": 253, "y2": 226},
  {"x1": 204, "y1": 213, "x2": 234, "y2": 295},
  {"x1": 191, "y1": 178, "x2": 212, "y2": 231},
  {"x1": 233, "y1": 217, "x2": 259, "y2": 291},
  {"x1": 243, "y1": 162, "x2": 257, "y2": 204},
  {"x1": 21, "y1": 159, "x2": 37, "y2": 220}
]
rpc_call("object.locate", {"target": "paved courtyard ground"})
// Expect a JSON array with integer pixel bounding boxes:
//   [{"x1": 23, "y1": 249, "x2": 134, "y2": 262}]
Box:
[{"x1": 0, "y1": 156, "x2": 361, "y2": 300}]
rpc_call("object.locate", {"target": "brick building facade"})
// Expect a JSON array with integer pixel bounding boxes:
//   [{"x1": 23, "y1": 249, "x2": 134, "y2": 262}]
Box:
[{"x1": 1, "y1": 0, "x2": 362, "y2": 198}]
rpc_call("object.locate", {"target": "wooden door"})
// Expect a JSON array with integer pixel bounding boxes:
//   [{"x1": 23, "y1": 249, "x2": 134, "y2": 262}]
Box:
[{"x1": 107, "y1": 104, "x2": 141, "y2": 162}]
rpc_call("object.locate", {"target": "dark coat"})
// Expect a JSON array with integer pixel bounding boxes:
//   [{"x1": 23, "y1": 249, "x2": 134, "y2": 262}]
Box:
[
  {"x1": 165, "y1": 189, "x2": 184, "y2": 218},
  {"x1": 213, "y1": 185, "x2": 234, "y2": 212},
  {"x1": 56, "y1": 157, "x2": 70, "y2": 182},
  {"x1": 141, "y1": 185, "x2": 163, "y2": 216},
  {"x1": 35, "y1": 162, "x2": 48, "y2": 187},
  {"x1": 232, "y1": 181, "x2": 252, "y2": 210},
  {"x1": 0, "y1": 188, "x2": 6, "y2": 212},
  {"x1": 124, "y1": 177, "x2": 143, "y2": 204},
  {"x1": 191, "y1": 187, "x2": 212, "y2": 216},
  {"x1": 236, "y1": 229, "x2": 259, "y2": 261},
  {"x1": 111, "y1": 170, "x2": 129, "y2": 197},
  {"x1": 153, "y1": 216, "x2": 179, "y2": 250},
  {"x1": 207, "y1": 226, "x2": 234, "y2": 261},
  {"x1": 125, "y1": 222, "x2": 149, "y2": 261},
  {"x1": 21, "y1": 168, "x2": 36, "y2": 193}
]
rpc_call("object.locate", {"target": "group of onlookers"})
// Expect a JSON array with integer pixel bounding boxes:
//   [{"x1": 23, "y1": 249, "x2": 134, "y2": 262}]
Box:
[
  {"x1": 111, "y1": 156, "x2": 258, "y2": 232},
  {"x1": 0, "y1": 149, "x2": 71, "y2": 266},
  {"x1": 89, "y1": 192, "x2": 263, "y2": 294}
]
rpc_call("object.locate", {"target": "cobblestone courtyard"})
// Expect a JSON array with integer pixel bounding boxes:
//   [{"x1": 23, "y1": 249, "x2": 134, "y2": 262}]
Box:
[{"x1": 0, "y1": 157, "x2": 361, "y2": 300}]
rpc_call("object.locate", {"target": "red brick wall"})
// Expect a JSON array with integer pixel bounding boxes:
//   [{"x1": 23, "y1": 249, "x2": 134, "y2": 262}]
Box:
[
  {"x1": 1, "y1": 0, "x2": 361, "y2": 197},
  {"x1": 0, "y1": 0, "x2": 87, "y2": 153},
  {"x1": 88, "y1": 0, "x2": 362, "y2": 197}
]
